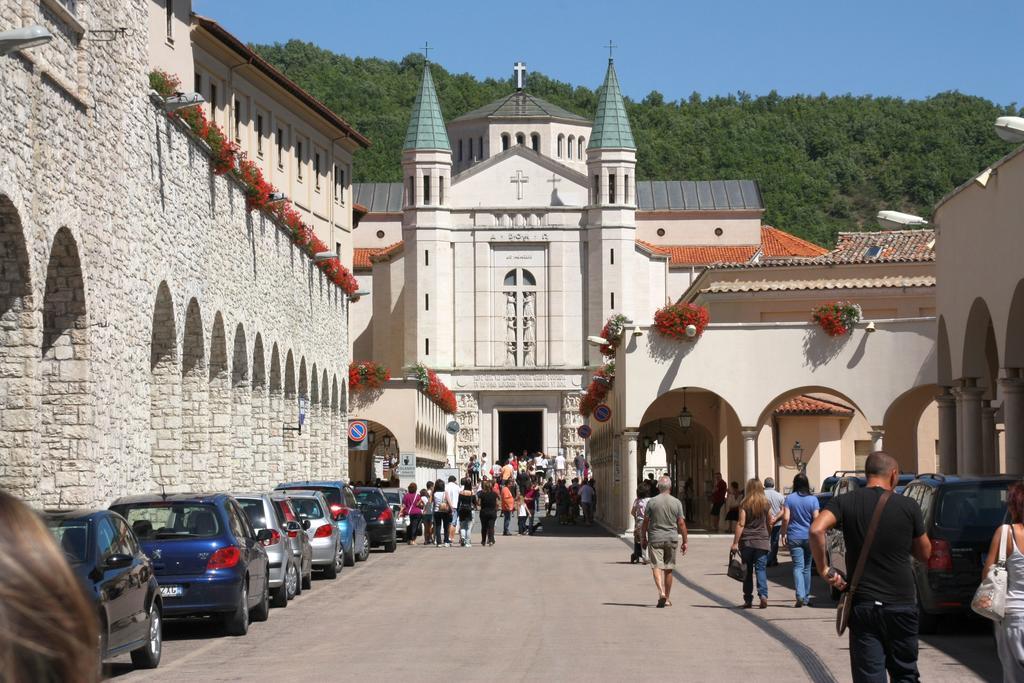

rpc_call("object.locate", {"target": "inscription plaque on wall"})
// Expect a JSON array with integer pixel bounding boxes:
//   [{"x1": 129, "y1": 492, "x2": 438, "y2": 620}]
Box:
[
  {"x1": 492, "y1": 249, "x2": 545, "y2": 267},
  {"x1": 460, "y1": 373, "x2": 583, "y2": 390}
]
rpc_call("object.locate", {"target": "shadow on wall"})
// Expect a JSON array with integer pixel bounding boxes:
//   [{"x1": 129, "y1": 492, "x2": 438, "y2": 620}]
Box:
[
  {"x1": 349, "y1": 387, "x2": 384, "y2": 411},
  {"x1": 802, "y1": 327, "x2": 850, "y2": 370},
  {"x1": 643, "y1": 330, "x2": 697, "y2": 398}
]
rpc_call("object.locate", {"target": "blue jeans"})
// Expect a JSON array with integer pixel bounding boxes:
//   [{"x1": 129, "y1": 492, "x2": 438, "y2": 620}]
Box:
[
  {"x1": 502, "y1": 510, "x2": 512, "y2": 534},
  {"x1": 434, "y1": 512, "x2": 451, "y2": 545},
  {"x1": 789, "y1": 539, "x2": 812, "y2": 602},
  {"x1": 741, "y1": 547, "x2": 769, "y2": 602},
  {"x1": 768, "y1": 525, "x2": 782, "y2": 565},
  {"x1": 849, "y1": 602, "x2": 920, "y2": 682}
]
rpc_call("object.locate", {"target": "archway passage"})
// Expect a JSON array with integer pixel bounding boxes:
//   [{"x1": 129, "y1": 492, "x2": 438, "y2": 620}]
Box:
[
  {"x1": 498, "y1": 411, "x2": 542, "y2": 463},
  {"x1": 0, "y1": 195, "x2": 38, "y2": 503},
  {"x1": 40, "y1": 227, "x2": 95, "y2": 508},
  {"x1": 150, "y1": 282, "x2": 179, "y2": 489}
]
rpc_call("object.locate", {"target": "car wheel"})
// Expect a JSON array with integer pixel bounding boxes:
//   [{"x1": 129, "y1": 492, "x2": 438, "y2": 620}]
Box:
[
  {"x1": 322, "y1": 545, "x2": 340, "y2": 579},
  {"x1": 224, "y1": 583, "x2": 249, "y2": 636},
  {"x1": 130, "y1": 601, "x2": 162, "y2": 669},
  {"x1": 359, "y1": 536, "x2": 370, "y2": 562},
  {"x1": 344, "y1": 540, "x2": 356, "y2": 567},
  {"x1": 271, "y1": 576, "x2": 288, "y2": 609},
  {"x1": 301, "y1": 560, "x2": 313, "y2": 590},
  {"x1": 97, "y1": 616, "x2": 108, "y2": 679},
  {"x1": 285, "y1": 562, "x2": 299, "y2": 600},
  {"x1": 293, "y1": 560, "x2": 303, "y2": 596},
  {"x1": 384, "y1": 538, "x2": 397, "y2": 553},
  {"x1": 251, "y1": 575, "x2": 270, "y2": 623}
]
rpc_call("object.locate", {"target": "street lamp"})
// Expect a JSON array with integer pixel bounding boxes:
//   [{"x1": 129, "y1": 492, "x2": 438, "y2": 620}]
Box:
[
  {"x1": 161, "y1": 92, "x2": 205, "y2": 112},
  {"x1": 678, "y1": 387, "x2": 693, "y2": 431},
  {"x1": 655, "y1": 431, "x2": 665, "y2": 444},
  {"x1": 283, "y1": 395, "x2": 310, "y2": 434},
  {"x1": 877, "y1": 210, "x2": 929, "y2": 229},
  {"x1": 792, "y1": 440, "x2": 805, "y2": 470},
  {"x1": 995, "y1": 116, "x2": 1024, "y2": 143},
  {"x1": 586, "y1": 335, "x2": 609, "y2": 346},
  {"x1": 0, "y1": 25, "x2": 53, "y2": 55},
  {"x1": 314, "y1": 251, "x2": 338, "y2": 263}
]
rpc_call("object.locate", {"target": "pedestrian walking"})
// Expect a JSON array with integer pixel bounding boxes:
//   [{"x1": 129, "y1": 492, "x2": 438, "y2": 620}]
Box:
[
  {"x1": 780, "y1": 472, "x2": 819, "y2": 607},
  {"x1": 516, "y1": 493, "x2": 529, "y2": 535},
  {"x1": 525, "y1": 481, "x2": 539, "y2": 534},
  {"x1": 573, "y1": 452, "x2": 587, "y2": 481},
  {"x1": 731, "y1": 478, "x2": 773, "y2": 609},
  {"x1": 516, "y1": 466, "x2": 532, "y2": 496},
  {"x1": 724, "y1": 481, "x2": 743, "y2": 533},
  {"x1": 630, "y1": 485, "x2": 650, "y2": 564},
  {"x1": 556, "y1": 479, "x2": 571, "y2": 524},
  {"x1": 543, "y1": 478, "x2": 555, "y2": 515},
  {"x1": 468, "y1": 455, "x2": 481, "y2": 486},
  {"x1": 983, "y1": 480, "x2": 1024, "y2": 681},
  {"x1": 401, "y1": 482, "x2": 424, "y2": 545},
  {"x1": 456, "y1": 480, "x2": 477, "y2": 547},
  {"x1": 579, "y1": 478, "x2": 596, "y2": 525},
  {"x1": 500, "y1": 481, "x2": 515, "y2": 535},
  {"x1": 811, "y1": 452, "x2": 932, "y2": 683},
  {"x1": 432, "y1": 478, "x2": 453, "y2": 547},
  {"x1": 476, "y1": 477, "x2": 499, "y2": 546},
  {"x1": 568, "y1": 478, "x2": 581, "y2": 525},
  {"x1": 422, "y1": 482, "x2": 435, "y2": 545},
  {"x1": 764, "y1": 477, "x2": 785, "y2": 567},
  {"x1": 640, "y1": 475, "x2": 688, "y2": 608},
  {"x1": 554, "y1": 452, "x2": 567, "y2": 481},
  {"x1": 710, "y1": 472, "x2": 727, "y2": 533},
  {"x1": 445, "y1": 475, "x2": 461, "y2": 541}
]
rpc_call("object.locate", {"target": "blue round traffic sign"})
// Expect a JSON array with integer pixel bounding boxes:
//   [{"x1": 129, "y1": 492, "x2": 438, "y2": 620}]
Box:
[
  {"x1": 348, "y1": 421, "x2": 367, "y2": 442},
  {"x1": 577, "y1": 424, "x2": 592, "y2": 439},
  {"x1": 593, "y1": 404, "x2": 612, "y2": 423}
]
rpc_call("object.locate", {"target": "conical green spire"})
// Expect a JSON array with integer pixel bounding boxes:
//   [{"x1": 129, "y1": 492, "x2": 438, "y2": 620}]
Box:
[
  {"x1": 403, "y1": 64, "x2": 450, "y2": 151},
  {"x1": 588, "y1": 59, "x2": 635, "y2": 150}
]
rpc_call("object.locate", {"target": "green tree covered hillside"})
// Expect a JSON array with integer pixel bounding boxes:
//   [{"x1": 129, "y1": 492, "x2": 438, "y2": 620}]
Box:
[{"x1": 255, "y1": 40, "x2": 1020, "y2": 246}]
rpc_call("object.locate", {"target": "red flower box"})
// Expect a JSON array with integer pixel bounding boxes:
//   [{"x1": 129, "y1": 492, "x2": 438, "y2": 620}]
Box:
[
  {"x1": 349, "y1": 361, "x2": 390, "y2": 392},
  {"x1": 812, "y1": 302, "x2": 862, "y2": 337},
  {"x1": 653, "y1": 303, "x2": 710, "y2": 340}
]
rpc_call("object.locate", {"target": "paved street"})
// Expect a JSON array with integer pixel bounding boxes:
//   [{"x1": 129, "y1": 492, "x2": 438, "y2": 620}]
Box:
[{"x1": 113, "y1": 524, "x2": 1000, "y2": 683}]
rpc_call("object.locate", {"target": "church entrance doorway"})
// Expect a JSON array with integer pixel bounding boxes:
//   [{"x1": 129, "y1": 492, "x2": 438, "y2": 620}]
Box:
[{"x1": 498, "y1": 410, "x2": 542, "y2": 464}]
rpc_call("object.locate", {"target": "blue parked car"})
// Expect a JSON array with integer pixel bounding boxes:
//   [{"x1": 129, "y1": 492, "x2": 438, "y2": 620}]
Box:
[
  {"x1": 275, "y1": 481, "x2": 369, "y2": 566},
  {"x1": 110, "y1": 493, "x2": 272, "y2": 636}
]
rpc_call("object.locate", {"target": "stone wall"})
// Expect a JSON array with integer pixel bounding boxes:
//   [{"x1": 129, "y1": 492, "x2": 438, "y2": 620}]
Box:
[{"x1": 0, "y1": 0, "x2": 349, "y2": 508}]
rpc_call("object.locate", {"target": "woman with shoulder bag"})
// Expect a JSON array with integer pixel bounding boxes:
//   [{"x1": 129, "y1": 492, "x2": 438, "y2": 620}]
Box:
[
  {"x1": 982, "y1": 481, "x2": 1024, "y2": 681},
  {"x1": 432, "y1": 479, "x2": 452, "y2": 547},
  {"x1": 731, "y1": 478, "x2": 773, "y2": 609},
  {"x1": 401, "y1": 482, "x2": 423, "y2": 545}
]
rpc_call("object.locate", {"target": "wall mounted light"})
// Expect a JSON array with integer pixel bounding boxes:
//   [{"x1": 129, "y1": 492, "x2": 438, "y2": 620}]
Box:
[
  {"x1": 161, "y1": 92, "x2": 205, "y2": 112},
  {"x1": 0, "y1": 25, "x2": 53, "y2": 55},
  {"x1": 792, "y1": 440, "x2": 805, "y2": 470}
]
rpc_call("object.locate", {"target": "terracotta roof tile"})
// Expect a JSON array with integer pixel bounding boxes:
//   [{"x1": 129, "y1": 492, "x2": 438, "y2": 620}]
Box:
[
  {"x1": 700, "y1": 275, "x2": 935, "y2": 295},
  {"x1": 760, "y1": 226, "x2": 828, "y2": 258},
  {"x1": 830, "y1": 229, "x2": 935, "y2": 263},
  {"x1": 353, "y1": 248, "x2": 377, "y2": 271},
  {"x1": 369, "y1": 241, "x2": 404, "y2": 264},
  {"x1": 636, "y1": 226, "x2": 824, "y2": 266},
  {"x1": 775, "y1": 395, "x2": 855, "y2": 416}
]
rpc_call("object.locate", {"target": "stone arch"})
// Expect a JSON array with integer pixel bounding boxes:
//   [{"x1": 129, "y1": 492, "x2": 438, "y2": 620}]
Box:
[
  {"x1": 282, "y1": 349, "x2": 297, "y2": 476},
  {"x1": 284, "y1": 350, "x2": 296, "y2": 399},
  {"x1": 251, "y1": 334, "x2": 269, "y2": 486},
  {"x1": 150, "y1": 282, "x2": 179, "y2": 489},
  {"x1": 962, "y1": 297, "x2": 999, "y2": 393},
  {"x1": 310, "y1": 363, "x2": 321, "y2": 476},
  {"x1": 1005, "y1": 279, "x2": 1024, "y2": 370},
  {"x1": 557, "y1": 133, "x2": 564, "y2": 157},
  {"x1": 40, "y1": 227, "x2": 96, "y2": 508},
  {"x1": 330, "y1": 374, "x2": 342, "y2": 479},
  {"x1": 230, "y1": 323, "x2": 252, "y2": 488},
  {"x1": 181, "y1": 299, "x2": 208, "y2": 490},
  {"x1": 530, "y1": 132, "x2": 540, "y2": 152},
  {"x1": 501, "y1": 133, "x2": 510, "y2": 151},
  {"x1": 578, "y1": 136, "x2": 585, "y2": 158},
  {"x1": 297, "y1": 357, "x2": 310, "y2": 477},
  {"x1": 937, "y1": 315, "x2": 953, "y2": 387},
  {"x1": 208, "y1": 313, "x2": 230, "y2": 488},
  {"x1": 269, "y1": 343, "x2": 284, "y2": 481},
  {"x1": 567, "y1": 134, "x2": 575, "y2": 159},
  {"x1": 0, "y1": 194, "x2": 37, "y2": 502},
  {"x1": 882, "y1": 384, "x2": 941, "y2": 473}
]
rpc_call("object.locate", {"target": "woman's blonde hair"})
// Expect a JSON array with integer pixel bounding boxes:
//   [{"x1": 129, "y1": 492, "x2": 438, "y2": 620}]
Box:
[
  {"x1": 0, "y1": 491, "x2": 99, "y2": 682},
  {"x1": 740, "y1": 478, "x2": 770, "y2": 519}
]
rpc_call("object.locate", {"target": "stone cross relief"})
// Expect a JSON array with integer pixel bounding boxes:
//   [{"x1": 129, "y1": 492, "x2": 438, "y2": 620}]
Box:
[{"x1": 510, "y1": 170, "x2": 529, "y2": 200}]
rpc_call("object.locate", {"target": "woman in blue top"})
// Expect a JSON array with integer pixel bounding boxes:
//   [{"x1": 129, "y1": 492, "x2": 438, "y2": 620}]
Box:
[{"x1": 780, "y1": 472, "x2": 819, "y2": 607}]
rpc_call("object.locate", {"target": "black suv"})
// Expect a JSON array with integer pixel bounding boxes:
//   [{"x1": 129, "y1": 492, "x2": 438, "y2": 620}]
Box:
[{"x1": 902, "y1": 473, "x2": 1019, "y2": 632}]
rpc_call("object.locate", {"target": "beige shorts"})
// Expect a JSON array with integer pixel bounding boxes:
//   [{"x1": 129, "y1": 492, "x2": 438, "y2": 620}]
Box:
[{"x1": 647, "y1": 541, "x2": 678, "y2": 570}]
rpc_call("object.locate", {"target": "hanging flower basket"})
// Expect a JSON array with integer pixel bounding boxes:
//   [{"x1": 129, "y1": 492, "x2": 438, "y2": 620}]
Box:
[
  {"x1": 148, "y1": 69, "x2": 360, "y2": 296},
  {"x1": 653, "y1": 302, "x2": 710, "y2": 340},
  {"x1": 348, "y1": 361, "x2": 390, "y2": 392},
  {"x1": 406, "y1": 363, "x2": 457, "y2": 414},
  {"x1": 598, "y1": 314, "x2": 630, "y2": 356},
  {"x1": 579, "y1": 362, "x2": 614, "y2": 417},
  {"x1": 812, "y1": 301, "x2": 862, "y2": 337}
]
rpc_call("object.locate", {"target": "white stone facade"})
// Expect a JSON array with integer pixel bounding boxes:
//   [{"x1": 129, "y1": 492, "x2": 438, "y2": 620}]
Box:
[{"x1": 0, "y1": 0, "x2": 349, "y2": 509}]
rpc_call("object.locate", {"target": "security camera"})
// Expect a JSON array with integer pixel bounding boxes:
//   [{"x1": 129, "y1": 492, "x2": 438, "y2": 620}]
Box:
[
  {"x1": 685, "y1": 324, "x2": 697, "y2": 338},
  {"x1": 865, "y1": 321, "x2": 876, "y2": 334}
]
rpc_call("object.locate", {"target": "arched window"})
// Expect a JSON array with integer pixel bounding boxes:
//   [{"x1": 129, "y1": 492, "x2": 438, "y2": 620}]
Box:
[
  {"x1": 504, "y1": 270, "x2": 517, "y2": 286},
  {"x1": 479, "y1": 136, "x2": 484, "y2": 159},
  {"x1": 531, "y1": 133, "x2": 540, "y2": 152},
  {"x1": 500, "y1": 268, "x2": 538, "y2": 367},
  {"x1": 522, "y1": 269, "x2": 536, "y2": 285},
  {"x1": 458, "y1": 139, "x2": 463, "y2": 162},
  {"x1": 516, "y1": 133, "x2": 525, "y2": 146},
  {"x1": 501, "y1": 133, "x2": 510, "y2": 151},
  {"x1": 557, "y1": 134, "x2": 564, "y2": 157},
  {"x1": 567, "y1": 135, "x2": 575, "y2": 159},
  {"x1": 578, "y1": 137, "x2": 585, "y2": 158},
  {"x1": 468, "y1": 137, "x2": 474, "y2": 161}
]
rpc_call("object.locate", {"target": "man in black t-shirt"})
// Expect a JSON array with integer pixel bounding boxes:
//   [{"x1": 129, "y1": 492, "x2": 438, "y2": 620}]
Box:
[{"x1": 811, "y1": 452, "x2": 931, "y2": 683}]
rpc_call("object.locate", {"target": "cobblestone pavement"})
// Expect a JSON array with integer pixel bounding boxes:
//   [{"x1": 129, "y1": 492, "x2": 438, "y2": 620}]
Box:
[{"x1": 112, "y1": 521, "x2": 1000, "y2": 682}]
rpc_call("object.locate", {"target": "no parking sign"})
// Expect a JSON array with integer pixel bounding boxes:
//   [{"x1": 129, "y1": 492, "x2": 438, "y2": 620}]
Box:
[
  {"x1": 577, "y1": 424, "x2": 592, "y2": 439},
  {"x1": 593, "y1": 404, "x2": 612, "y2": 423},
  {"x1": 348, "y1": 420, "x2": 367, "y2": 445}
]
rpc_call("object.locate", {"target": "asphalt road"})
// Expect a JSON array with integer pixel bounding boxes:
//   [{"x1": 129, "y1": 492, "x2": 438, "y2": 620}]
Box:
[{"x1": 112, "y1": 520, "x2": 1001, "y2": 682}]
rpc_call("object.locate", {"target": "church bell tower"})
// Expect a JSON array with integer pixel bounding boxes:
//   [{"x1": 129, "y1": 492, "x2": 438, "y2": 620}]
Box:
[
  {"x1": 586, "y1": 57, "x2": 637, "y2": 366},
  {"x1": 401, "y1": 62, "x2": 454, "y2": 367}
]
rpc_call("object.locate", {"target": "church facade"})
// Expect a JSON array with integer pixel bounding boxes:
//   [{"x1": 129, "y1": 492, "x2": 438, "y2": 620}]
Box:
[{"x1": 349, "y1": 60, "x2": 824, "y2": 476}]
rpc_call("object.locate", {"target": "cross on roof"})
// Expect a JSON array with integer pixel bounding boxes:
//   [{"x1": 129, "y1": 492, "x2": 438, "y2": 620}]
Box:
[
  {"x1": 514, "y1": 61, "x2": 526, "y2": 90},
  {"x1": 421, "y1": 41, "x2": 432, "y2": 62},
  {"x1": 605, "y1": 39, "x2": 617, "y2": 61},
  {"x1": 510, "y1": 170, "x2": 529, "y2": 200}
]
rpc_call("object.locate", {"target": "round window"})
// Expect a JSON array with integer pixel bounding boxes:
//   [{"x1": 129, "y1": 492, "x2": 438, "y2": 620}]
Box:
[
  {"x1": 656, "y1": 228, "x2": 666, "y2": 237},
  {"x1": 714, "y1": 227, "x2": 724, "y2": 237},
  {"x1": 376, "y1": 230, "x2": 385, "y2": 239}
]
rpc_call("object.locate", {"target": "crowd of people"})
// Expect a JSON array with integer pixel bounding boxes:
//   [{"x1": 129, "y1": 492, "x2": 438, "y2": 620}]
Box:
[{"x1": 398, "y1": 450, "x2": 598, "y2": 548}]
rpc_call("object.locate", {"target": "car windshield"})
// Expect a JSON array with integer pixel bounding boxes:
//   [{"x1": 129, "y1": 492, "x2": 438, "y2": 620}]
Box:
[
  {"x1": 273, "y1": 500, "x2": 296, "y2": 523},
  {"x1": 280, "y1": 486, "x2": 341, "y2": 507},
  {"x1": 355, "y1": 489, "x2": 387, "y2": 508},
  {"x1": 291, "y1": 498, "x2": 324, "y2": 519},
  {"x1": 114, "y1": 503, "x2": 221, "y2": 539},
  {"x1": 382, "y1": 491, "x2": 401, "y2": 505},
  {"x1": 46, "y1": 518, "x2": 90, "y2": 564},
  {"x1": 237, "y1": 498, "x2": 269, "y2": 530},
  {"x1": 935, "y1": 483, "x2": 1012, "y2": 531}
]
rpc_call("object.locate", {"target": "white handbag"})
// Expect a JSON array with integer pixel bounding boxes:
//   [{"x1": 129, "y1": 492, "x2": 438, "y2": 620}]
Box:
[{"x1": 971, "y1": 524, "x2": 1010, "y2": 622}]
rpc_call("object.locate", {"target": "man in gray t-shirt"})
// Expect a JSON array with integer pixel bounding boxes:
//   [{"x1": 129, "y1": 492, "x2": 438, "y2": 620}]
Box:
[
  {"x1": 764, "y1": 477, "x2": 785, "y2": 567},
  {"x1": 641, "y1": 476, "x2": 688, "y2": 608}
]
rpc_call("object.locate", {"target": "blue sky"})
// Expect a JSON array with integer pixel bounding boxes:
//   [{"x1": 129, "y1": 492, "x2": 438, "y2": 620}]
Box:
[{"x1": 194, "y1": 0, "x2": 1024, "y2": 105}]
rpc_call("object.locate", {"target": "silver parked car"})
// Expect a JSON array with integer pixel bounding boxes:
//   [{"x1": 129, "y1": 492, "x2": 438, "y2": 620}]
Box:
[
  {"x1": 286, "y1": 490, "x2": 342, "y2": 579},
  {"x1": 235, "y1": 493, "x2": 302, "y2": 608},
  {"x1": 271, "y1": 493, "x2": 313, "y2": 591},
  {"x1": 381, "y1": 488, "x2": 407, "y2": 540}
]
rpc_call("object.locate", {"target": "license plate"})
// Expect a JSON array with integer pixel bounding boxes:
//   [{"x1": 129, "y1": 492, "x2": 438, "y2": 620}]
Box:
[{"x1": 159, "y1": 585, "x2": 183, "y2": 598}]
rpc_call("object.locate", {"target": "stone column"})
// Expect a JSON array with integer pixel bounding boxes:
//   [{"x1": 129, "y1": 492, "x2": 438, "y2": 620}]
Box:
[
  {"x1": 868, "y1": 427, "x2": 885, "y2": 453},
  {"x1": 982, "y1": 401, "x2": 998, "y2": 475},
  {"x1": 936, "y1": 387, "x2": 957, "y2": 474},
  {"x1": 1001, "y1": 373, "x2": 1024, "y2": 475},
  {"x1": 251, "y1": 385, "x2": 270, "y2": 489},
  {"x1": 230, "y1": 380, "x2": 252, "y2": 488},
  {"x1": 623, "y1": 429, "x2": 639, "y2": 534},
  {"x1": 955, "y1": 379, "x2": 984, "y2": 475},
  {"x1": 741, "y1": 428, "x2": 758, "y2": 482}
]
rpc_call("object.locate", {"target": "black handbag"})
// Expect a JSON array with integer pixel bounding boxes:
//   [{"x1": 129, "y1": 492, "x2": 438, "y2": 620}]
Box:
[{"x1": 727, "y1": 549, "x2": 746, "y2": 581}]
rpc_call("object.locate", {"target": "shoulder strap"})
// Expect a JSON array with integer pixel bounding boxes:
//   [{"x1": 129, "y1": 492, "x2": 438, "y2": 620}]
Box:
[
  {"x1": 999, "y1": 524, "x2": 1010, "y2": 564},
  {"x1": 848, "y1": 490, "x2": 892, "y2": 598}
]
